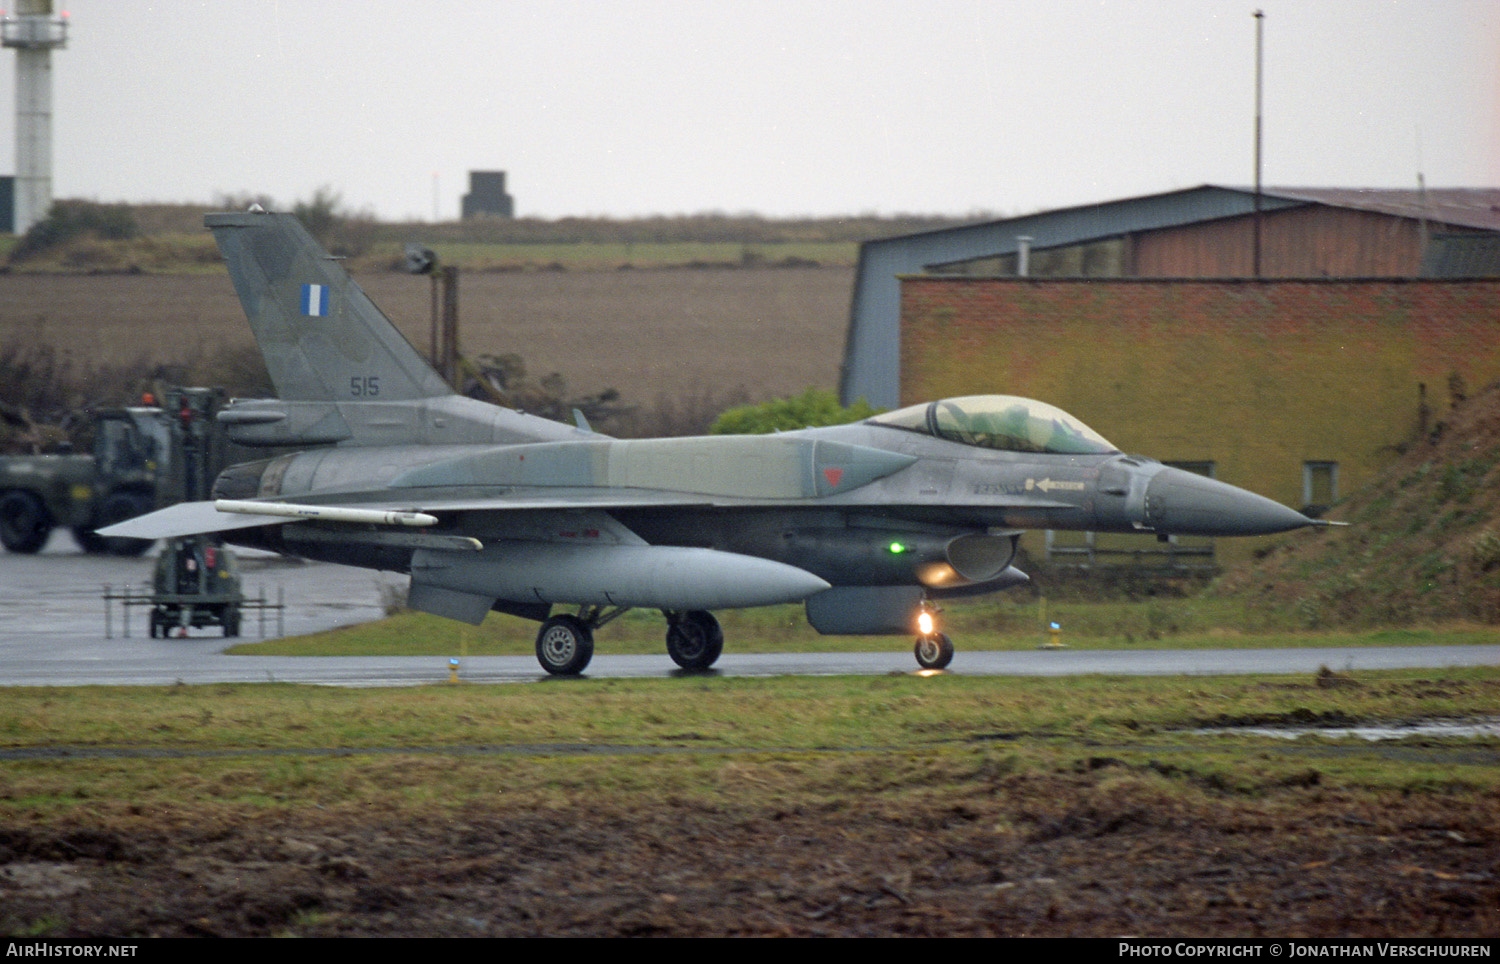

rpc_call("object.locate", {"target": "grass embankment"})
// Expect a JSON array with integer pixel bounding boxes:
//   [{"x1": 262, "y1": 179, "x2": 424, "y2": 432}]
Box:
[
  {"x1": 4, "y1": 670, "x2": 1496, "y2": 937},
  {"x1": 5, "y1": 206, "x2": 905, "y2": 274},
  {"x1": 1, "y1": 668, "x2": 1496, "y2": 822}
]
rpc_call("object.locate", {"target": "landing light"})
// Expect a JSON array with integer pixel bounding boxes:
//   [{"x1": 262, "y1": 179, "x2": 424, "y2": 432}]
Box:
[{"x1": 916, "y1": 610, "x2": 935, "y2": 636}]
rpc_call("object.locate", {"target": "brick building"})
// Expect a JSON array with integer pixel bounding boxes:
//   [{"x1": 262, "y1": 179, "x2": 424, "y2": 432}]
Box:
[
  {"x1": 844, "y1": 186, "x2": 1500, "y2": 410},
  {"x1": 838, "y1": 186, "x2": 1500, "y2": 569},
  {"x1": 900, "y1": 275, "x2": 1500, "y2": 566}
]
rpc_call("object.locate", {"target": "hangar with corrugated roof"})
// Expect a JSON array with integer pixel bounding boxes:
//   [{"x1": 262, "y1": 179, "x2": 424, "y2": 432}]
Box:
[{"x1": 841, "y1": 185, "x2": 1500, "y2": 571}]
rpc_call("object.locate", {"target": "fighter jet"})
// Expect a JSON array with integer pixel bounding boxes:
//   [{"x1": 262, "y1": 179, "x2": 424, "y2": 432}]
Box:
[{"x1": 105, "y1": 209, "x2": 1328, "y2": 674}]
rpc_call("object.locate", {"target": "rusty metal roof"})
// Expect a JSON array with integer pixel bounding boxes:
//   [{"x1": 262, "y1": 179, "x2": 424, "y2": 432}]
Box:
[
  {"x1": 1262, "y1": 187, "x2": 1500, "y2": 232},
  {"x1": 844, "y1": 184, "x2": 1500, "y2": 407}
]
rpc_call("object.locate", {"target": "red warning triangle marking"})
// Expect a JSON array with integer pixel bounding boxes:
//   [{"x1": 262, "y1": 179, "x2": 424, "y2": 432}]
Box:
[{"x1": 822, "y1": 467, "x2": 844, "y2": 488}]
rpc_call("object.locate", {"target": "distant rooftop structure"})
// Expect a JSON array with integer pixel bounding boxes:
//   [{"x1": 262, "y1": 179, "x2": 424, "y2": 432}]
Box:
[
  {"x1": 462, "y1": 170, "x2": 514, "y2": 220},
  {"x1": 841, "y1": 185, "x2": 1500, "y2": 408},
  {"x1": 1264, "y1": 187, "x2": 1500, "y2": 233}
]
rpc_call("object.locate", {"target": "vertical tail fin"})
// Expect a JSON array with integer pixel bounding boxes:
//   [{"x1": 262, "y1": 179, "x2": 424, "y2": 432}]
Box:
[{"x1": 206, "y1": 209, "x2": 451, "y2": 402}]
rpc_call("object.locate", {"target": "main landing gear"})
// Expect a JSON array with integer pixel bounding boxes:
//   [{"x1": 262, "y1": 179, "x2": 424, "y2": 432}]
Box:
[
  {"x1": 665, "y1": 610, "x2": 723, "y2": 670},
  {"x1": 531, "y1": 603, "x2": 954, "y2": 675},
  {"x1": 533, "y1": 606, "x2": 725, "y2": 676},
  {"x1": 913, "y1": 602, "x2": 954, "y2": 670},
  {"x1": 535, "y1": 614, "x2": 596, "y2": 676}
]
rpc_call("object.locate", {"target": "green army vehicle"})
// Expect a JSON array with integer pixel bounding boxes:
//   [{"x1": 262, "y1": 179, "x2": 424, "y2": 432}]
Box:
[{"x1": 0, "y1": 405, "x2": 166, "y2": 555}]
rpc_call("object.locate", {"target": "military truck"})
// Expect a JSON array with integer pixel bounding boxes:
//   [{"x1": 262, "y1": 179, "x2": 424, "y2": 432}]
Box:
[
  {"x1": 0, "y1": 387, "x2": 233, "y2": 555},
  {"x1": 0, "y1": 405, "x2": 166, "y2": 555}
]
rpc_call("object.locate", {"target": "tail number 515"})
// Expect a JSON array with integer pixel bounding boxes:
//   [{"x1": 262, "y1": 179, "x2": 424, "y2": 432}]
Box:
[{"x1": 350, "y1": 376, "x2": 380, "y2": 397}]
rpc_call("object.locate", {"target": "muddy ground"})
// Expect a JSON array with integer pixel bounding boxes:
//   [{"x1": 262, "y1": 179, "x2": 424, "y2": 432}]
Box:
[{"x1": 3, "y1": 764, "x2": 1496, "y2": 938}]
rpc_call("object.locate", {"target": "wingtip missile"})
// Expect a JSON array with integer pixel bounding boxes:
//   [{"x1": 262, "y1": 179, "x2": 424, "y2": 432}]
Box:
[{"x1": 214, "y1": 499, "x2": 439, "y2": 528}]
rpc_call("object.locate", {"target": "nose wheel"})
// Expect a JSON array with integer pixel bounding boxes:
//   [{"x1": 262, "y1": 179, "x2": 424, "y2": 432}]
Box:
[
  {"x1": 913, "y1": 603, "x2": 953, "y2": 670},
  {"x1": 914, "y1": 632, "x2": 954, "y2": 670}
]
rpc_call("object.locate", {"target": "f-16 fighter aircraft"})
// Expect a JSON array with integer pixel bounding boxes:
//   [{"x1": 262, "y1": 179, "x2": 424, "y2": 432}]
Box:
[{"x1": 106, "y1": 209, "x2": 1328, "y2": 674}]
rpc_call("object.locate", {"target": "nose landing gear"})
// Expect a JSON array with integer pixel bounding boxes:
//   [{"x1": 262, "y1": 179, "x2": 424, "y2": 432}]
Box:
[{"x1": 913, "y1": 603, "x2": 953, "y2": 670}]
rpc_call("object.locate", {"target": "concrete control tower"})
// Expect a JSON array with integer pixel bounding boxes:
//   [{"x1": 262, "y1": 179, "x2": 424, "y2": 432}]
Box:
[{"x1": 2, "y1": 0, "x2": 67, "y2": 234}]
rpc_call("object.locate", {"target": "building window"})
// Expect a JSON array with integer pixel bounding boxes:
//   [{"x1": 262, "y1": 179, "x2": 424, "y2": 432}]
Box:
[
  {"x1": 1303, "y1": 461, "x2": 1338, "y2": 517},
  {"x1": 1167, "y1": 460, "x2": 1217, "y2": 479}
]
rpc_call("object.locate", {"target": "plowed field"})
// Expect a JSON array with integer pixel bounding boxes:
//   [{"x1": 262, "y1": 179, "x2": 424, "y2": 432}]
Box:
[{"x1": 0, "y1": 266, "x2": 852, "y2": 409}]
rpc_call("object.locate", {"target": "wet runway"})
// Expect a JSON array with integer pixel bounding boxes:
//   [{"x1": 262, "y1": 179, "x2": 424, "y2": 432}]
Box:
[{"x1": 2, "y1": 533, "x2": 1497, "y2": 687}]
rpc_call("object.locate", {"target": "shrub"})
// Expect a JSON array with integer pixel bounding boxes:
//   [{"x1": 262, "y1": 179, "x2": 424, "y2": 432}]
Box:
[
  {"x1": 9, "y1": 201, "x2": 138, "y2": 263},
  {"x1": 710, "y1": 389, "x2": 882, "y2": 434}
]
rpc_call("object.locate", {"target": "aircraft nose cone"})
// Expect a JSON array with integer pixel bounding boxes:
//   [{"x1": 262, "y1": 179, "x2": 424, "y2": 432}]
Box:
[{"x1": 1146, "y1": 466, "x2": 1315, "y2": 536}]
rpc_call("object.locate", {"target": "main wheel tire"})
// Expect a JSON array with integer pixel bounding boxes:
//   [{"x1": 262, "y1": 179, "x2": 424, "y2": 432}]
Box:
[
  {"x1": 0, "y1": 491, "x2": 53, "y2": 554},
  {"x1": 535, "y1": 615, "x2": 594, "y2": 676},
  {"x1": 665, "y1": 610, "x2": 724, "y2": 670},
  {"x1": 914, "y1": 632, "x2": 954, "y2": 670}
]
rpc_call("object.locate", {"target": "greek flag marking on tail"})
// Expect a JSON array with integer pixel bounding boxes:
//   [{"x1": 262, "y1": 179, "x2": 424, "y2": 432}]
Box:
[{"x1": 301, "y1": 283, "x2": 330, "y2": 317}]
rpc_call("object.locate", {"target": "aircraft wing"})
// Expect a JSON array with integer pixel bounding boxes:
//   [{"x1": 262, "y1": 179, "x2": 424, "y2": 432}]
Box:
[
  {"x1": 99, "y1": 500, "x2": 293, "y2": 540},
  {"x1": 97, "y1": 490, "x2": 722, "y2": 541}
]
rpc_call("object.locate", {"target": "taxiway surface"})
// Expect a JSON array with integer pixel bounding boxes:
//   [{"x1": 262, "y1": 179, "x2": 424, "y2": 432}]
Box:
[{"x1": 2, "y1": 535, "x2": 1497, "y2": 687}]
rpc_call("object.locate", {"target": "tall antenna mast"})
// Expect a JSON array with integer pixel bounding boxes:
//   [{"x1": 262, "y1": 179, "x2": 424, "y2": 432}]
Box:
[
  {"x1": 2, "y1": 0, "x2": 68, "y2": 234},
  {"x1": 1252, "y1": 9, "x2": 1264, "y2": 278}
]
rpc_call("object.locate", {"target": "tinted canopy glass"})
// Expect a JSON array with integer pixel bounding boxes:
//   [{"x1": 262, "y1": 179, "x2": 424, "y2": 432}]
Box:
[{"x1": 868, "y1": 395, "x2": 1118, "y2": 455}]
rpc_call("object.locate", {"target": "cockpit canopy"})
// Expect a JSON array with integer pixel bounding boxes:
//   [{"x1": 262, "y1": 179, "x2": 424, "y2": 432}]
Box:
[{"x1": 867, "y1": 395, "x2": 1119, "y2": 456}]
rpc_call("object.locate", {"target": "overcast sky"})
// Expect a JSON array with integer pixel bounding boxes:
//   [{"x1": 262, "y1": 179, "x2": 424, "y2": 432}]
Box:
[{"x1": 3, "y1": 0, "x2": 1496, "y2": 221}]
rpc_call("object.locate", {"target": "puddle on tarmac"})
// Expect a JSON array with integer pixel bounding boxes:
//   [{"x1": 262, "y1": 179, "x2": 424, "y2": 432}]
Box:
[{"x1": 1195, "y1": 717, "x2": 1500, "y2": 741}]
